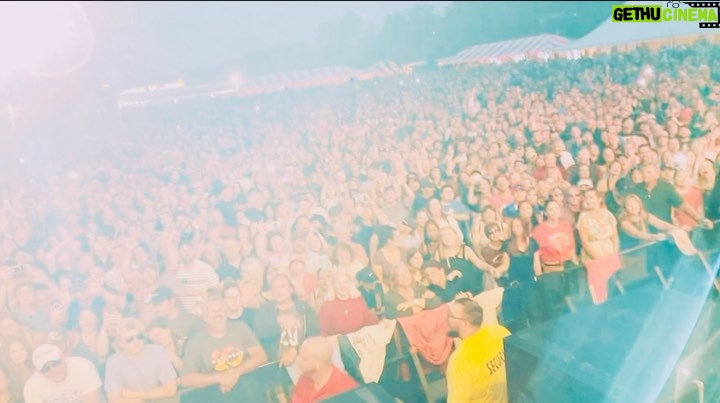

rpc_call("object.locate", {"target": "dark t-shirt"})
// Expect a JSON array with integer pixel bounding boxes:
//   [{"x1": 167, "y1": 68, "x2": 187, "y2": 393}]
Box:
[
  {"x1": 358, "y1": 283, "x2": 385, "y2": 312},
  {"x1": 167, "y1": 310, "x2": 204, "y2": 342},
  {"x1": 630, "y1": 180, "x2": 682, "y2": 224},
  {"x1": 181, "y1": 322, "x2": 265, "y2": 403},
  {"x1": 181, "y1": 322, "x2": 261, "y2": 375},
  {"x1": 505, "y1": 239, "x2": 538, "y2": 284},
  {"x1": 428, "y1": 278, "x2": 468, "y2": 303},
  {"x1": 252, "y1": 301, "x2": 319, "y2": 361}
]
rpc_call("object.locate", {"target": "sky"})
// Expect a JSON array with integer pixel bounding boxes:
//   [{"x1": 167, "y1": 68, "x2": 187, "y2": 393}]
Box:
[
  {"x1": 0, "y1": 1, "x2": 452, "y2": 98},
  {"x1": 133, "y1": 1, "x2": 451, "y2": 51},
  {"x1": 78, "y1": 1, "x2": 450, "y2": 85}
]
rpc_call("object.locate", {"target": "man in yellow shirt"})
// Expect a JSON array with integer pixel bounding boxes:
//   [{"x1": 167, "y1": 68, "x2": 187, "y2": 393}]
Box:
[{"x1": 446, "y1": 297, "x2": 511, "y2": 403}]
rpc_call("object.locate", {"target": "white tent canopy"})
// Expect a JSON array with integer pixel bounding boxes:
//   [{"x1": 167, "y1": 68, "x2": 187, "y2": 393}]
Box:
[{"x1": 562, "y1": 1, "x2": 713, "y2": 50}]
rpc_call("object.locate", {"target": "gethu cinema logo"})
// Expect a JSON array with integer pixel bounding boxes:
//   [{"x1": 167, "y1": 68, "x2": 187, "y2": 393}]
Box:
[{"x1": 612, "y1": 2, "x2": 719, "y2": 22}]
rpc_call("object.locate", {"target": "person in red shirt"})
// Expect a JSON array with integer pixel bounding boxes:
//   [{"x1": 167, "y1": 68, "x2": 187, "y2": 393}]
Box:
[
  {"x1": 292, "y1": 337, "x2": 358, "y2": 403},
  {"x1": 532, "y1": 200, "x2": 577, "y2": 269},
  {"x1": 531, "y1": 199, "x2": 580, "y2": 321},
  {"x1": 490, "y1": 174, "x2": 514, "y2": 210},
  {"x1": 319, "y1": 271, "x2": 378, "y2": 336}
]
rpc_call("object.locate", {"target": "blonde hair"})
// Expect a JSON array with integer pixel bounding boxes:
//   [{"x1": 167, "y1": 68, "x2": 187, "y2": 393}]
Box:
[
  {"x1": 327, "y1": 268, "x2": 361, "y2": 299},
  {"x1": 619, "y1": 194, "x2": 649, "y2": 232}
]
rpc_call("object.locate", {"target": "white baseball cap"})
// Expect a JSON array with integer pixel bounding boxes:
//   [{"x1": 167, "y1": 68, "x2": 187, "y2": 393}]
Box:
[{"x1": 32, "y1": 344, "x2": 62, "y2": 371}]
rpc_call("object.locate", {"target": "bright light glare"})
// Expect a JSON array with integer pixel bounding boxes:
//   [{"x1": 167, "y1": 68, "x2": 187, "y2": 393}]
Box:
[
  {"x1": 0, "y1": 2, "x2": 94, "y2": 77},
  {"x1": 230, "y1": 72, "x2": 245, "y2": 87}
]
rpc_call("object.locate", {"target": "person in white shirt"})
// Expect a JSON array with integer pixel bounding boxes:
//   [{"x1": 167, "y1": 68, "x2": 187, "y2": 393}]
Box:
[
  {"x1": 177, "y1": 241, "x2": 220, "y2": 316},
  {"x1": 23, "y1": 343, "x2": 102, "y2": 403},
  {"x1": 104, "y1": 318, "x2": 178, "y2": 403}
]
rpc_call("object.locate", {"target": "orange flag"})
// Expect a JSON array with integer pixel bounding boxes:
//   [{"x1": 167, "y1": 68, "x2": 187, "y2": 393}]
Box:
[{"x1": 585, "y1": 252, "x2": 623, "y2": 304}]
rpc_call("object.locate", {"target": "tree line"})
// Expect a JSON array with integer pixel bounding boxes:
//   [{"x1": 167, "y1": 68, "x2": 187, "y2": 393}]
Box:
[{"x1": 239, "y1": 1, "x2": 623, "y2": 75}]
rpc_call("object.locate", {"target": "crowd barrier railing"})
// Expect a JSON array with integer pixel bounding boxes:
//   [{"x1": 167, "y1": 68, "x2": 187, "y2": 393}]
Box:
[{"x1": 174, "y1": 220, "x2": 720, "y2": 402}]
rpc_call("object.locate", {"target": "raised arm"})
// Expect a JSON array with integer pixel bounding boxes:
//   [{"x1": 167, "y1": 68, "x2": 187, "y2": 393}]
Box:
[{"x1": 463, "y1": 245, "x2": 493, "y2": 272}]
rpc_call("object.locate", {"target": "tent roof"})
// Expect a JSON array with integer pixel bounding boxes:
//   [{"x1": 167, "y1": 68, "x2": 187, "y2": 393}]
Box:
[
  {"x1": 438, "y1": 34, "x2": 569, "y2": 66},
  {"x1": 562, "y1": 1, "x2": 713, "y2": 50}
]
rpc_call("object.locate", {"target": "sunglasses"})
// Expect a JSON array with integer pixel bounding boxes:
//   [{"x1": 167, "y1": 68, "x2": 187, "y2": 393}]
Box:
[
  {"x1": 41, "y1": 360, "x2": 61, "y2": 373},
  {"x1": 125, "y1": 333, "x2": 146, "y2": 344}
]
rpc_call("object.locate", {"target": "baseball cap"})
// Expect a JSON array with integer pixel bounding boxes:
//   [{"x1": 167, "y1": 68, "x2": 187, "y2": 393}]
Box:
[
  {"x1": 355, "y1": 267, "x2": 378, "y2": 284},
  {"x1": 149, "y1": 286, "x2": 174, "y2": 305},
  {"x1": 32, "y1": 344, "x2": 62, "y2": 371}
]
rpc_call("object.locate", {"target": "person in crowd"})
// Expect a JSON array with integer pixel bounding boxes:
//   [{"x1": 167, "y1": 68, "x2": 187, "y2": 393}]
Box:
[
  {"x1": 413, "y1": 180, "x2": 438, "y2": 214},
  {"x1": 237, "y1": 257, "x2": 268, "y2": 309},
  {"x1": 0, "y1": 366, "x2": 14, "y2": 403},
  {"x1": 319, "y1": 271, "x2": 378, "y2": 336},
  {"x1": 222, "y1": 280, "x2": 256, "y2": 326},
  {"x1": 383, "y1": 263, "x2": 441, "y2": 319},
  {"x1": 0, "y1": 37, "x2": 718, "y2": 403},
  {"x1": 446, "y1": 298, "x2": 510, "y2": 403},
  {"x1": 180, "y1": 289, "x2": 267, "y2": 402},
  {"x1": 598, "y1": 161, "x2": 625, "y2": 215},
  {"x1": 577, "y1": 189, "x2": 621, "y2": 303},
  {"x1": 517, "y1": 200, "x2": 540, "y2": 233},
  {"x1": 66, "y1": 303, "x2": 109, "y2": 374},
  {"x1": 104, "y1": 317, "x2": 179, "y2": 403},
  {"x1": 331, "y1": 243, "x2": 364, "y2": 278},
  {"x1": 501, "y1": 184, "x2": 527, "y2": 219},
  {"x1": 500, "y1": 218, "x2": 540, "y2": 331},
  {"x1": 672, "y1": 169, "x2": 703, "y2": 231},
  {"x1": 176, "y1": 241, "x2": 220, "y2": 316},
  {"x1": 479, "y1": 223, "x2": 510, "y2": 290},
  {"x1": 253, "y1": 273, "x2": 319, "y2": 364},
  {"x1": 9, "y1": 282, "x2": 51, "y2": 334},
  {"x1": 427, "y1": 199, "x2": 464, "y2": 243},
  {"x1": 422, "y1": 260, "x2": 473, "y2": 303},
  {"x1": 217, "y1": 238, "x2": 243, "y2": 281},
  {"x1": 331, "y1": 223, "x2": 369, "y2": 267},
  {"x1": 0, "y1": 338, "x2": 33, "y2": 402},
  {"x1": 421, "y1": 220, "x2": 443, "y2": 259},
  {"x1": 470, "y1": 206, "x2": 508, "y2": 249},
  {"x1": 405, "y1": 248, "x2": 426, "y2": 285},
  {"x1": 435, "y1": 227, "x2": 490, "y2": 294},
  {"x1": 146, "y1": 318, "x2": 184, "y2": 372},
  {"x1": 439, "y1": 184, "x2": 472, "y2": 226},
  {"x1": 632, "y1": 164, "x2": 712, "y2": 228},
  {"x1": 355, "y1": 268, "x2": 385, "y2": 319},
  {"x1": 632, "y1": 163, "x2": 712, "y2": 276},
  {"x1": 150, "y1": 287, "x2": 203, "y2": 345},
  {"x1": 619, "y1": 194, "x2": 684, "y2": 277},
  {"x1": 371, "y1": 228, "x2": 405, "y2": 288},
  {"x1": 23, "y1": 343, "x2": 102, "y2": 403},
  {"x1": 532, "y1": 199, "x2": 580, "y2": 318},
  {"x1": 291, "y1": 337, "x2": 358, "y2": 403}
]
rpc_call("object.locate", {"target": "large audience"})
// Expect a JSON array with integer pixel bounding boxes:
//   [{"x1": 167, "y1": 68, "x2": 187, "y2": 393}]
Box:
[{"x1": 1, "y1": 40, "x2": 720, "y2": 403}]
